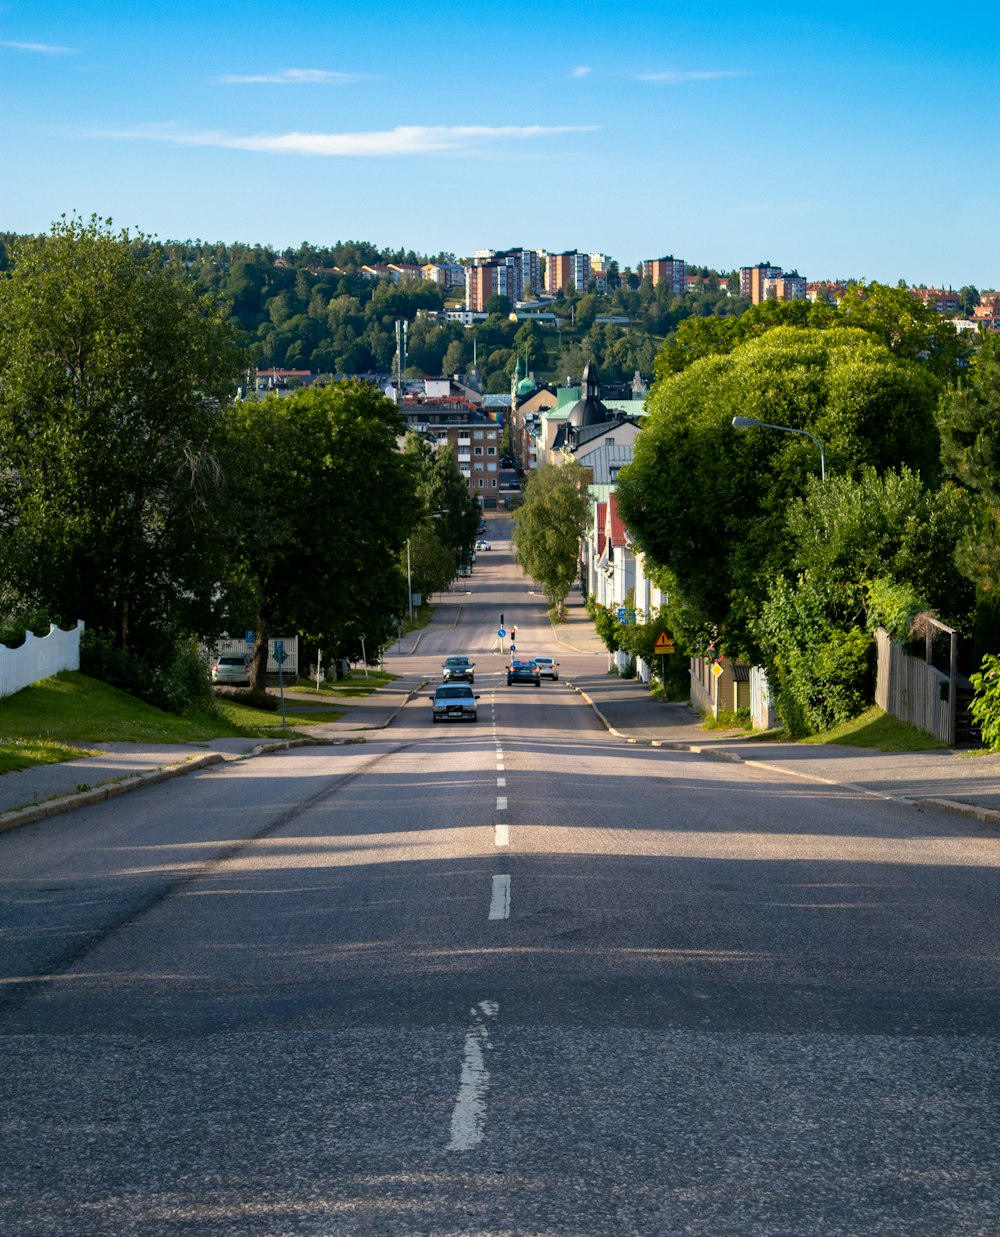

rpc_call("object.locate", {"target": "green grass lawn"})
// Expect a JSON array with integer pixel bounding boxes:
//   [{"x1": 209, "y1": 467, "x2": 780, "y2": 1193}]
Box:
[
  {"x1": 289, "y1": 668, "x2": 398, "y2": 697},
  {"x1": 795, "y1": 705, "x2": 949, "y2": 751},
  {"x1": 696, "y1": 703, "x2": 950, "y2": 752},
  {"x1": 732, "y1": 705, "x2": 946, "y2": 751},
  {"x1": 0, "y1": 672, "x2": 345, "y2": 773}
]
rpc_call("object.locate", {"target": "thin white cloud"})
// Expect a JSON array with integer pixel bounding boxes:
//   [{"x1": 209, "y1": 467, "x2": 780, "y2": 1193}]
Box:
[
  {"x1": 570, "y1": 65, "x2": 592, "y2": 78},
  {"x1": 0, "y1": 38, "x2": 75, "y2": 54},
  {"x1": 219, "y1": 68, "x2": 360, "y2": 85},
  {"x1": 636, "y1": 70, "x2": 747, "y2": 83},
  {"x1": 94, "y1": 122, "x2": 598, "y2": 157}
]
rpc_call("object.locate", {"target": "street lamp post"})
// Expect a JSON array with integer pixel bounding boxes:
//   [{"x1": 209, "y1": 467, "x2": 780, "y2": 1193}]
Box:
[
  {"x1": 731, "y1": 416, "x2": 826, "y2": 481},
  {"x1": 406, "y1": 537, "x2": 413, "y2": 623}
]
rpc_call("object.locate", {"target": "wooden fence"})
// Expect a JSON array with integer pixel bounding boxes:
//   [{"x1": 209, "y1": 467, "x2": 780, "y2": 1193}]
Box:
[
  {"x1": 875, "y1": 626, "x2": 955, "y2": 745},
  {"x1": 0, "y1": 621, "x2": 85, "y2": 699}
]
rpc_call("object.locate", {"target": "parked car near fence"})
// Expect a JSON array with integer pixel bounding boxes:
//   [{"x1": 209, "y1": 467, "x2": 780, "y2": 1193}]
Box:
[{"x1": 212, "y1": 654, "x2": 251, "y2": 686}]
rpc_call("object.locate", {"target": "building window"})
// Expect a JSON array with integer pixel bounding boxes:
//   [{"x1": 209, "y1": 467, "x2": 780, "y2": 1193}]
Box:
[
  {"x1": 491, "y1": 479, "x2": 497, "y2": 487},
  {"x1": 487, "y1": 446, "x2": 496, "y2": 455},
  {"x1": 474, "y1": 431, "x2": 484, "y2": 440},
  {"x1": 475, "y1": 446, "x2": 483, "y2": 455}
]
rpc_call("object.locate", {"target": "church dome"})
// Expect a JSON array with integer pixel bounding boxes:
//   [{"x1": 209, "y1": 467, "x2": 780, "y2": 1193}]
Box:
[{"x1": 517, "y1": 374, "x2": 536, "y2": 397}]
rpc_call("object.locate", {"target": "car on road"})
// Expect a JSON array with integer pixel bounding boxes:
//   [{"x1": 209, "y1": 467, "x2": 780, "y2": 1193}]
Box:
[
  {"x1": 507, "y1": 658, "x2": 541, "y2": 686},
  {"x1": 456, "y1": 564, "x2": 472, "y2": 577},
  {"x1": 533, "y1": 656, "x2": 559, "y2": 680},
  {"x1": 442, "y1": 655, "x2": 475, "y2": 683},
  {"x1": 431, "y1": 683, "x2": 480, "y2": 723},
  {"x1": 475, "y1": 539, "x2": 492, "y2": 551},
  {"x1": 211, "y1": 653, "x2": 251, "y2": 686}
]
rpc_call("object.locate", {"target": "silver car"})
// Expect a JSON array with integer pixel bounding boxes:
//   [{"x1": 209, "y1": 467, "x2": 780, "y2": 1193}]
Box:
[
  {"x1": 533, "y1": 656, "x2": 559, "y2": 680},
  {"x1": 212, "y1": 653, "x2": 251, "y2": 686},
  {"x1": 432, "y1": 683, "x2": 480, "y2": 723}
]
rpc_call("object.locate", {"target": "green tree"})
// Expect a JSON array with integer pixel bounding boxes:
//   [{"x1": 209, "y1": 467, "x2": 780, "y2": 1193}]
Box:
[
  {"x1": 222, "y1": 381, "x2": 422, "y2": 682},
  {"x1": 749, "y1": 468, "x2": 972, "y2": 734},
  {"x1": 936, "y1": 336, "x2": 1000, "y2": 590},
  {"x1": 512, "y1": 462, "x2": 589, "y2": 615},
  {"x1": 0, "y1": 214, "x2": 244, "y2": 659},
  {"x1": 616, "y1": 327, "x2": 942, "y2": 654},
  {"x1": 402, "y1": 435, "x2": 480, "y2": 567}
]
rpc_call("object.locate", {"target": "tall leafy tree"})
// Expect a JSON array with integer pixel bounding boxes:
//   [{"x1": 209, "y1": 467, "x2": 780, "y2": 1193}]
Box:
[
  {"x1": 512, "y1": 461, "x2": 589, "y2": 615},
  {"x1": 616, "y1": 327, "x2": 942, "y2": 654},
  {"x1": 0, "y1": 214, "x2": 243, "y2": 656},
  {"x1": 936, "y1": 336, "x2": 1000, "y2": 586},
  {"x1": 223, "y1": 381, "x2": 422, "y2": 681}
]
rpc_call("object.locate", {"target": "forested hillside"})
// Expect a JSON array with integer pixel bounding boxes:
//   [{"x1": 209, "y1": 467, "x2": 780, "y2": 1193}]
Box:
[{"x1": 0, "y1": 233, "x2": 745, "y2": 391}]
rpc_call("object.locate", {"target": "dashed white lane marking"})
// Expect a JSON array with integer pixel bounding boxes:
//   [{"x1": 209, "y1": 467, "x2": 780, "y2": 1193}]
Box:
[
  {"x1": 497, "y1": 777, "x2": 506, "y2": 787},
  {"x1": 497, "y1": 795, "x2": 508, "y2": 810},
  {"x1": 489, "y1": 874, "x2": 511, "y2": 919},
  {"x1": 446, "y1": 1000, "x2": 500, "y2": 1152},
  {"x1": 495, "y1": 823, "x2": 509, "y2": 847}
]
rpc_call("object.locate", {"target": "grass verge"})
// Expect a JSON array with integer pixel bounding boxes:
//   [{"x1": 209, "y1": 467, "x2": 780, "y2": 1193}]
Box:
[
  {"x1": 0, "y1": 672, "x2": 344, "y2": 773},
  {"x1": 795, "y1": 705, "x2": 949, "y2": 751}
]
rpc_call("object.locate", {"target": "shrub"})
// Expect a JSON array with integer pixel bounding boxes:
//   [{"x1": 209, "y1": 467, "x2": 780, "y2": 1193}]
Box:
[
  {"x1": 81, "y1": 632, "x2": 213, "y2": 714},
  {"x1": 752, "y1": 573, "x2": 873, "y2": 736},
  {"x1": 969, "y1": 653, "x2": 1000, "y2": 750}
]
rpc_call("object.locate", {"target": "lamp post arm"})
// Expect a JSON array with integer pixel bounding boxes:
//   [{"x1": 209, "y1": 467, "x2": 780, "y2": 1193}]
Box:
[{"x1": 731, "y1": 417, "x2": 826, "y2": 481}]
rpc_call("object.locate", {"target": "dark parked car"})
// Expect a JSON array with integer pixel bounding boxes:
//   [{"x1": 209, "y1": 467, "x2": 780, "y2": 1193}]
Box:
[
  {"x1": 507, "y1": 658, "x2": 540, "y2": 686},
  {"x1": 431, "y1": 683, "x2": 480, "y2": 722},
  {"x1": 442, "y1": 655, "x2": 475, "y2": 683}
]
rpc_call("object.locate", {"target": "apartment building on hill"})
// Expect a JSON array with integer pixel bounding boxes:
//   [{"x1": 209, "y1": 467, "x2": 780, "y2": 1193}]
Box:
[
  {"x1": 740, "y1": 263, "x2": 807, "y2": 304},
  {"x1": 641, "y1": 256, "x2": 687, "y2": 296}
]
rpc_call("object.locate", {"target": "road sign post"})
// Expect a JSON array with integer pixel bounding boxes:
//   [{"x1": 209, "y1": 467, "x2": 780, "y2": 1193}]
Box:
[{"x1": 275, "y1": 639, "x2": 288, "y2": 728}]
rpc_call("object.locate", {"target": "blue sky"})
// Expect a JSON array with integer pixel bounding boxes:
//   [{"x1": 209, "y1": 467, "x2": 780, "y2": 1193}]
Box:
[{"x1": 2, "y1": 1, "x2": 997, "y2": 287}]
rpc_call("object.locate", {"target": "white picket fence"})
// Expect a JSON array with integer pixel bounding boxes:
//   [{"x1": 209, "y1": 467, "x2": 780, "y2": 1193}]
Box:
[{"x1": 0, "y1": 621, "x2": 85, "y2": 700}]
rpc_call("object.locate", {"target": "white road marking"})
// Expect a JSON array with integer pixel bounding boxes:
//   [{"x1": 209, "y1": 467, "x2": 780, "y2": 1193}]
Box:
[
  {"x1": 497, "y1": 777, "x2": 506, "y2": 787},
  {"x1": 496, "y1": 796, "x2": 507, "y2": 810},
  {"x1": 446, "y1": 1001, "x2": 499, "y2": 1152},
  {"x1": 489, "y1": 874, "x2": 510, "y2": 919},
  {"x1": 495, "y1": 823, "x2": 509, "y2": 847}
]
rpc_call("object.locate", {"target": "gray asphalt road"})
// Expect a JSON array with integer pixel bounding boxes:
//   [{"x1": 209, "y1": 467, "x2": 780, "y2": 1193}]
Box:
[{"x1": 2, "y1": 522, "x2": 999, "y2": 1235}]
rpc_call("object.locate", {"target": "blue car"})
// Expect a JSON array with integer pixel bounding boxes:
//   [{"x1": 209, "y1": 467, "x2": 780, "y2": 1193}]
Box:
[{"x1": 507, "y1": 659, "x2": 540, "y2": 687}]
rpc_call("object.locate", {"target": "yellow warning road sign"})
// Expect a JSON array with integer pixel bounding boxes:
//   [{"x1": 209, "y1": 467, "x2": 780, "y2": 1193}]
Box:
[{"x1": 654, "y1": 630, "x2": 675, "y2": 654}]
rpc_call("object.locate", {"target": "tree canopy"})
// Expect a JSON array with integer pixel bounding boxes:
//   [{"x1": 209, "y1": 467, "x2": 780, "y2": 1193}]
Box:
[
  {"x1": 616, "y1": 326, "x2": 942, "y2": 652},
  {"x1": 0, "y1": 214, "x2": 244, "y2": 657},
  {"x1": 512, "y1": 462, "x2": 589, "y2": 615},
  {"x1": 222, "y1": 382, "x2": 422, "y2": 681}
]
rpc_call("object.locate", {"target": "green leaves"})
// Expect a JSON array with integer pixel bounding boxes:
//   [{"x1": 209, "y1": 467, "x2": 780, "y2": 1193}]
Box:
[
  {"x1": 0, "y1": 215, "x2": 243, "y2": 655},
  {"x1": 617, "y1": 327, "x2": 942, "y2": 653},
  {"x1": 511, "y1": 462, "x2": 589, "y2": 613}
]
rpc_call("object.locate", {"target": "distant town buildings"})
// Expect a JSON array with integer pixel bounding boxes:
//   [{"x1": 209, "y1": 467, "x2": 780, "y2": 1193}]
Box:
[{"x1": 973, "y1": 292, "x2": 1000, "y2": 332}]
